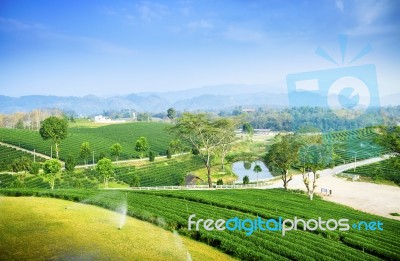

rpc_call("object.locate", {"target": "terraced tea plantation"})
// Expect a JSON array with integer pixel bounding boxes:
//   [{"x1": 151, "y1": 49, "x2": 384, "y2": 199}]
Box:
[
  {"x1": 323, "y1": 128, "x2": 390, "y2": 165},
  {"x1": 345, "y1": 159, "x2": 400, "y2": 184},
  {"x1": 0, "y1": 145, "x2": 45, "y2": 171},
  {"x1": 0, "y1": 122, "x2": 173, "y2": 164},
  {"x1": 1, "y1": 188, "x2": 398, "y2": 260},
  {"x1": 115, "y1": 156, "x2": 205, "y2": 186},
  {"x1": 0, "y1": 156, "x2": 205, "y2": 189}
]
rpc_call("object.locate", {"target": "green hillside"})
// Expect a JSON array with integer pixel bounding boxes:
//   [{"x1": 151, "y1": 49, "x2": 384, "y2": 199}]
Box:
[
  {"x1": 0, "y1": 156, "x2": 205, "y2": 189},
  {"x1": 0, "y1": 122, "x2": 173, "y2": 164},
  {"x1": 0, "y1": 145, "x2": 46, "y2": 171},
  {"x1": 323, "y1": 128, "x2": 390, "y2": 165},
  {"x1": 344, "y1": 158, "x2": 400, "y2": 185},
  {"x1": 1, "y1": 188, "x2": 399, "y2": 260}
]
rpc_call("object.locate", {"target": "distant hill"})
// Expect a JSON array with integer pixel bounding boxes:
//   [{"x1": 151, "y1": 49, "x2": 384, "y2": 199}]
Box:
[{"x1": 0, "y1": 84, "x2": 397, "y2": 115}]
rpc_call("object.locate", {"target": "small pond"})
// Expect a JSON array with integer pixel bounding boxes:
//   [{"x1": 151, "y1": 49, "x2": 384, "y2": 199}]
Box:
[{"x1": 231, "y1": 160, "x2": 273, "y2": 183}]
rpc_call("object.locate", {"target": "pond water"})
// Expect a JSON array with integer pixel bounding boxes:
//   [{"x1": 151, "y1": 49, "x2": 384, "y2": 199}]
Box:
[{"x1": 231, "y1": 160, "x2": 273, "y2": 183}]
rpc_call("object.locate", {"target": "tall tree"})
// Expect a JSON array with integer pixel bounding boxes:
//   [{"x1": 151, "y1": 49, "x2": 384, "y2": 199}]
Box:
[
  {"x1": 216, "y1": 118, "x2": 237, "y2": 171},
  {"x1": 39, "y1": 116, "x2": 68, "y2": 159},
  {"x1": 65, "y1": 154, "x2": 76, "y2": 172},
  {"x1": 265, "y1": 134, "x2": 301, "y2": 190},
  {"x1": 42, "y1": 159, "x2": 61, "y2": 190},
  {"x1": 110, "y1": 143, "x2": 122, "y2": 162},
  {"x1": 295, "y1": 132, "x2": 323, "y2": 196},
  {"x1": 299, "y1": 144, "x2": 334, "y2": 200},
  {"x1": 167, "y1": 108, "x2": 176, "y2": 122},
  {"x1": 170, "y1": 113, "x2": 236, "y2": 188},
  {"x1": 96, "y1": 158, "x2": 114, "y2": 188},
  {"x1": 253, "y1": 164, "x2": 262, "y2": 185},
  {"x1": 79, "y1": 142, "x2": 91, "y2": 166},
  {"x1": 135, "y1": 137, "x2": 149, "y2": 158}
]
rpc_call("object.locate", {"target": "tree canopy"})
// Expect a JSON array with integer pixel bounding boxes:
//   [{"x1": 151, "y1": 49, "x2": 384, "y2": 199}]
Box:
[
  {"x1": 265, "y1": 134, "x2": 301, "y2": 189},
  {"x1": 110, "y1": 143, "x2": 122, "y2": 162},
  {"x1": 96, "y1": 158, "x2": 114, "y2": 188},
  {"x1": 135, "y1": 137, "x2": 149, "y2": 158},
  {"x1": 43, "y1": 159, "x2": 61, "y2": 189},
  {"x1": 39, "y1": 116, "x2": 68, "y2": 159},
  {"x1": 170, "y1": 113, "x2": 236, "y2": 188}
]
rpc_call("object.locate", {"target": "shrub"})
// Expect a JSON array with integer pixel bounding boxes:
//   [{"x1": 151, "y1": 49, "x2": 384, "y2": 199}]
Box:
[
  {"x1": 243, "y1": 175, "x2": 250, "y2": 185},
  {"x1": 149, "y1": 151, "x2": 156, "y2": 162},
  {"x1": 216, "y1": 179, "x2": 223, "y2": 185},
  {"x1": 29, "y1": 162, "x2": 41, "y2": 175}
]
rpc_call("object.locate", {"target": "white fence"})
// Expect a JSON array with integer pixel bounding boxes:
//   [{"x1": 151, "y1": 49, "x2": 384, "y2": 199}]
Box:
[{"x1": 108, "y1": 181, "x2": 272, "y2": 191}]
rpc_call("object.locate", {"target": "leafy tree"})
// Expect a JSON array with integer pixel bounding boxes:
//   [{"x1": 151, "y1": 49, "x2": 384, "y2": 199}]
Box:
[
  {"x1": 135, "y1": 137, "x2": 149, "y2": 158},
  {"x1": 15, "y1": 119, "x2": 24, "y2": 129},
  {"x1": 242, "y1": 122, "x2": 254, "y2": 135},
  {"x1": 10, "y1": 159, "x2": 23, "y2": 173},
  {"x1": 265, "y1": 134, "x2": 301, "y2": 190},
  {"x1": 99, "y1": 152, "x2": 106, "y2": 160},
  {"x1": 167, "y1": 108, "x2": 176, "y2": 121},
  {"x1": 243, "y1": 161, "x2": 252, "y2": 170},
  {"x1": 79, "y1": 142, "x2": 91, "y2": 166},
  {"x1": 110, "y1": 143, "x2": 122, "y2": 162},
  {"x1": 43, "y1": 159, "x2": 61, "y2": 189},
  {"x1": 39, "y1": 116, "x2": 68, "y2": 159},
  {"x1": 10, "y1": 157, "x2": 30, "y2": 185},
  {"x1": 170, "y1": 113, "x2": 236, "y2": 188},
  {"x1": 299, "y1": 144, "x2": 334, "y2": 200},
  {"x1": 253, "y1": 164, "x2": 262, "y2": 185},
  {"x1": 166, "y1": 148, "x2": 172, "y2": 159},
  {"x1": 243, "y1": 175, "x2": 250, "y2": 185},
  {"x1": 29, "y1": 162, "x2": 41, "y2": 175},
  {"x1": 216, "y1": 118, "x2": 237, "y2": 170},
  {"x1": 19, "y1": 156, "x2": 32, "y2": 174},
  {"x1": 130, "y1": 174, "x2": 140, "y2": 187},
  {"x1": 65, "y1": 154, "x2": 76, "y2": 172},
  {"x1": 149, "y1": 150, "x2": 156, "y2": 162},
  {"x1": 96, "y1": 158, "x2": 114, "y2": 188},
  {"x1": 191, "y1": 147, "x2": 200, "y2": 155},
  {"x1": 168, "y1": 139, "x2": 182, "y2": 154},
  {"x1": 296, "y1": 132, "x2": 323, "y2": 195}
]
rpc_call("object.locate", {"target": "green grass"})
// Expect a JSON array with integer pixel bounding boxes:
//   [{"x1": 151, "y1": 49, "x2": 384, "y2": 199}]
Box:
[
  {"x1": 0, "y1": 145, "x2": 46, "y2": 171},
  {"x1": 0, "y1": 196, "x2": 233, "y2": 261},
  {"x1": 1, "y1": 188, "x2": 399, "y2": 260},
  {"x1": 344, "y1": 159, "x2": 400, "y2": 185},
  {"x1": 323, "y1": 128, "x2": 390, "y2": 165},
  {"x1": 0, "y1": 156, "x2": 206, "y2": 189},
  {"x1": 0, "y1": 122, "x2": 174, "y2": 164}
]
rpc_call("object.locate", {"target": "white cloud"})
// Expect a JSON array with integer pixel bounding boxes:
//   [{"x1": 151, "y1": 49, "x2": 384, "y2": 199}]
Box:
[
  {"x1": 346, "y1": 0, "x2": 396, "y2": 36},
  {"x1": 335, "y1": 0, "x2": 344, "y2": 12},
  {"x1": 0, "y1": 16, "x2": 46, "y2": 31},
  {"x1": 136, "y1": 1, "x2": 168, "y2": 22},
  {"x1": 224, "y1": 26, "x2": 264, "y2": 43},
  {"x1": 187, "y1": 20, "x2": 213, "y2": 30}
]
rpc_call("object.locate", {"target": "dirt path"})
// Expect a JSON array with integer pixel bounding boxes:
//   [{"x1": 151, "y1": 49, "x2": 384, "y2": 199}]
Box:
[
  {"x1": 269, "y1": 154, "x2": 400, "y2": 220},
  {"x1": 0, "y1": 141, "x2": 53, "y2": 161}
]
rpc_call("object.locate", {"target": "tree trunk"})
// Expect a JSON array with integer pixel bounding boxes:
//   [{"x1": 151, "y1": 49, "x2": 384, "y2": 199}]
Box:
[
  {"x1": 282, "y1": 169, "x2": 292, "y2": 190},
  {"x1": 309, "y1": 171, "x2": 317, "y2": 200},
  {"x1": 206, "y1": 154, "x2": 212, "y2": 188},
  {"x1": 104, "y1": 177, "x2": 109, "y2": 189},
  {"x1": 55, "y1": 142, "x2": 59, "y2": 159}
]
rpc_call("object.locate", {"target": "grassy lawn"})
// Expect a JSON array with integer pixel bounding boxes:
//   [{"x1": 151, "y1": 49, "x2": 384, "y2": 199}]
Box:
[{"x1": 0, "y1": 196, "x2": 234, "y2": 261}]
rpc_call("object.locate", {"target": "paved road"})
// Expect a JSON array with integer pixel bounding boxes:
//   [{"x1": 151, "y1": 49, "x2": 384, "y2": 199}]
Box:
[{"x1": 268, "y1": 154, "x2": 392, "y2": 189}]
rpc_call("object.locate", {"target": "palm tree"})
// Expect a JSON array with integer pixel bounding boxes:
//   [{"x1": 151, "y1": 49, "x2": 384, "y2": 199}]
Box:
[{"x1": 253, "y1": 164, "x2": 262, "y2": 185}]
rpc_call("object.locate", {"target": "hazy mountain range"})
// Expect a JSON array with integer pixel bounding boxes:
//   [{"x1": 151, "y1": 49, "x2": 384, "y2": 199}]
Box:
[{"x1": 0, "y1": 84, "x2": 399, "y2": 115}]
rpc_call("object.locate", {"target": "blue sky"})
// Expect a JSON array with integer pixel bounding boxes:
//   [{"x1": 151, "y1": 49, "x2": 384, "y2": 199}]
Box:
[{"x1": 0, "y1": 0, "x2": 399, "y2": 97}]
